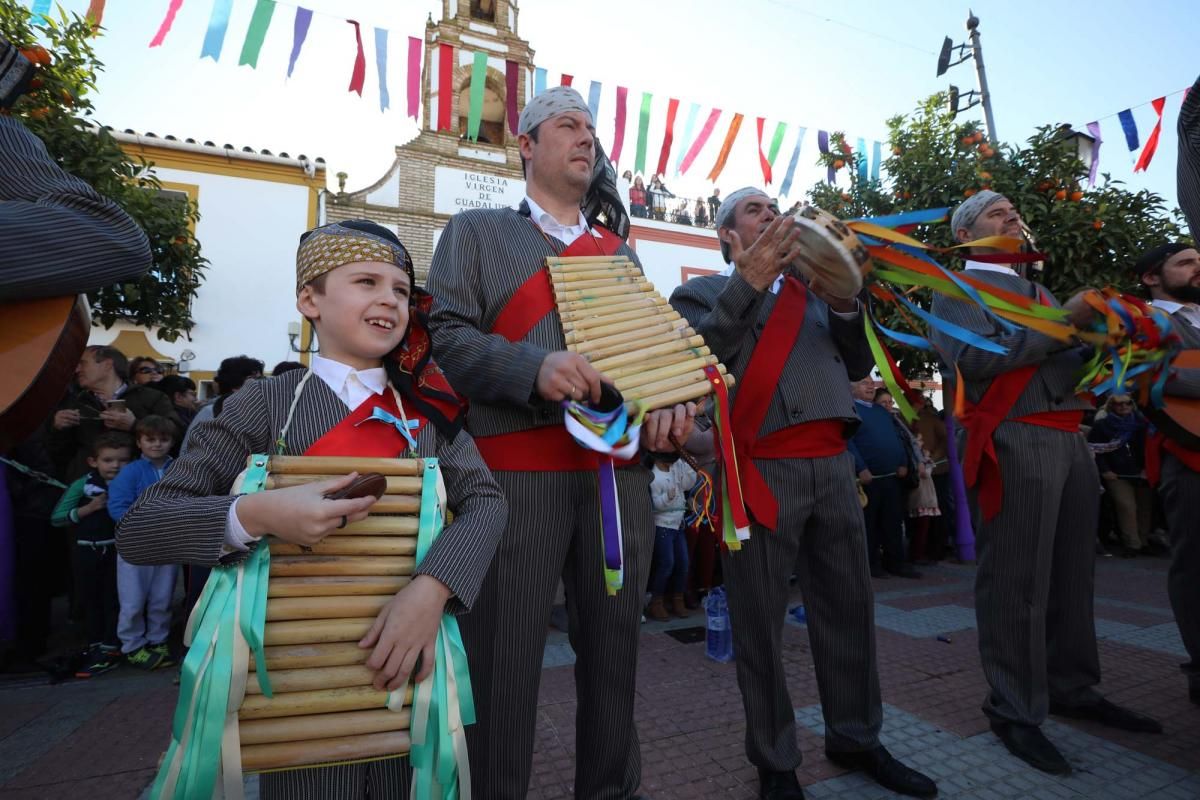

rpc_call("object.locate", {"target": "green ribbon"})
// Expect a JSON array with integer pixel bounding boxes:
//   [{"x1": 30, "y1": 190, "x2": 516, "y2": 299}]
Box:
[
  {"x1": 766, "y1": 121, "x2": 788, "y2": 167},
  {"x1": 466, "y1": 51, "x2": 488, "y2": 141},
  {"x1": 634, "y1": 92, "x2": 653, "y2": 175},
  {"x1": 863, "y1": 315, "x2": 918, "y2": 422},
  {"x1": 237, "y1": 0, "x2": 276, "y2": 68}
]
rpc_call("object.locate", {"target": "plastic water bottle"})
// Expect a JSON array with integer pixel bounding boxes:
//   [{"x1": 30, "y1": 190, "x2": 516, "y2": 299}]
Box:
[
  {"x1": 789, "y1": 604, "x2": 807, "y2": 624},
  {"x1": 703, "y1": 587, "x2": 734, "y2": 663}
]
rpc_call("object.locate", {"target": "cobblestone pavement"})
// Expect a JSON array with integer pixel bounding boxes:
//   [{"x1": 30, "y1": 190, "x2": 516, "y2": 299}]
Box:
[{"x1": 1, "y1": 558, "x2": 1196, "y2": 799}]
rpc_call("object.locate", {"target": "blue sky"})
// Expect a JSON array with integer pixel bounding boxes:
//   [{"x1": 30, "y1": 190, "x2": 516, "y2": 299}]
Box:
[{"x1": 50, "y1": 0, "x2": 1199, "y2": 213}]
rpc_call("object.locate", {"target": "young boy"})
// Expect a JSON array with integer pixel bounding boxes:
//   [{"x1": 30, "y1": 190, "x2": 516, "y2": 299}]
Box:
[
  {"x1": 116, "y1": 220, "x2": 506, "y2": 798},
  {"x1": 50, "y1": 432, "x2": 133, "y2": 678},
  {"x1": 107, "y1": 414, "x2": 178, "y2": 670}
]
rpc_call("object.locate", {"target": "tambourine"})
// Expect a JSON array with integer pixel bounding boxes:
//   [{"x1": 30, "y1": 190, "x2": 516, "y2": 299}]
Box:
[{"x1": 789, "y1": 205, "x2": 871, "y2": 299}]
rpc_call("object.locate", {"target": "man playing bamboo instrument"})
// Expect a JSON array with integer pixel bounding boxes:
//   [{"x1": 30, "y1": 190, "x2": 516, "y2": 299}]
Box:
[
  {"x1": 670, "y1": 188, "x2": 936, "y2": 800},
  {"x1": 931, "y1": 191, "x2": 1161, "y2": 776},
  {"x1": 426, "y1": 86, "x2": 694, "y2": 799}
]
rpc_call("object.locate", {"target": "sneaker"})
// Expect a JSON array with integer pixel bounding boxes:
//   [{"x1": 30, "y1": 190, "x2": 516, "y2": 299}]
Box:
[
  {"x1": 148, "y1": 641, "x2": 176, "y2": 669},
  {"x1": 126, "y1": 646, "x2": 167, "y2": 670},
  {"x1": 75, "y1": 646, "x2": 120, "y2": 679}
]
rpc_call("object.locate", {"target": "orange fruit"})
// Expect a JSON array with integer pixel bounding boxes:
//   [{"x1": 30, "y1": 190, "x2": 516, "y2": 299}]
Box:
[
  {"x1": 29, "y1": 76, "x2": 43, "y2": 90},
  {"x1": 27, "y1": 106, "x2": 51, "y2": 119},
  {"x1": 20, "y1": 46, "x2": 51, "y2": 66},
  {"x1": 1054, "y1": 189, "x2": 1067, "y2": 201},
  {"x1": 1093, "y1": 220, "x2": 1103, "y2": 230},
  {"x1": 961, "y1": 136, "x2": 973, "y2": 146},
  {"x1": 1070, "y1": 191, "x2": 1083, "y2": 202},
  {"x1": 979, "y1": 171, "x2": 992, "y2": 180},
  {"x1": 892, "y1": 146, "x2": 902, "y2": 155},
  {"x1": 964, "y1": 188, "x2": 977, "y2": 197},
  {"x1": 833, "y1": 159, "x2": 845, "y2": 170},
  {"x1": 840, "y1": 192, "x2": 851, "y2": 201}
]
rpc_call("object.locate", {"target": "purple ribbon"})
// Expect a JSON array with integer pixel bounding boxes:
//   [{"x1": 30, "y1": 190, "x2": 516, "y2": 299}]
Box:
[
  {"x1": 287, "y1": 7, "x2": 312, "y2": 77},
  {"x1": 597, "y1": 457, "x2": 622, "y2": 572},
  {"x1": 943, "y1": 412, "x2": 975, "y2": 561},
  {"x1": 1086, "y1": 121, "x2": 1102, "y2": 186},
  {"x1": 818, "y1": 130, "x2": 833, "y2": 184}
]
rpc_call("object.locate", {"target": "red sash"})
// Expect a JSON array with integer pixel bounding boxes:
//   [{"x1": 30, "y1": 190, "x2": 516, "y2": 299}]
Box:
[
  {"x1": 477, "y1": 222, "x2": 628, "y2": 472},
  {"x1": 1145, "y1": 430, "x2": 1200, "y2": 485},
  {"x1": 304, "y1": 387, "x2": 427, "y2": 457},
  {"x1": 731, "y1": 276, "x2": 846, "y2": 530}
]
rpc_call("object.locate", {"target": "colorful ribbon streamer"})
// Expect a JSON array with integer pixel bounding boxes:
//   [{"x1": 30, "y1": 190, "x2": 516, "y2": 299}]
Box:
[
  {"x1": 1086, "y1": 121, "x2": 1102, "y2": 185},
  {"x1": 31, "y1": 0, "x2": 50, "y2": 15},
  {"x1": 86, "y1": 0, "x2": 105, "y2": 27},
  {"x1": 505, "y1": 59, "x2": 519, "y2": 134},
  {"x1": 533, "y1": 67, "x2": 546, "y2": 96},
  {"x1": 755, "y1": 117, "x2": 773, "y2": 185},
  {"x1": 1118, "y1": 108, "x2": 1139, "y2": 151},
  {"x1": 149, "y1": 0, "x2": 185, "y2": 47},
  {"x1": 871, "y1": 140, "x2": 882, "y2": 181},
  {"x1": 466, "y1": 50, "x2": 488, "y2": 140},
  {"x1": 856, "y1": 137, "x2": 868, "y2": 181},
  {"x1": 704, "y1": 365, "x2": 750, "y2": 548},
  {"x1": 611, "y1": 85, "x2": 628, "y2": 166},
  {"x1": 286, "y1": 6, "x2": 312, "y2": 77},
  {"x1": 437, "y1": 43, "x2": 453, "y2": 130},
  {"x1": 674, "y1": 102, "x2": 700, "y2": 175},
  {"x1": 779, "y1": 126, "x2": 806, "y2": 197},
  {"x1": 766, "y1": 121, "x2": 788, "y2": 170},
  {"x1": 587, "y1": 80, "x2": 602, "y2": 125},
  {"x1": 706, "y1": 112, "x2": 743, "y2": 182},
  {"x1": 237, "y1": 0, "x2": 274, "y2": 68},
  {"x1": 679, "y1": 108, "x2": 721, "y2": 176},
  {"x1": 655, "y1": 97, "x2": 680, "y2": 179},
  {"x1": 408, "y1": 37, "x2": 423, "y2": 119},
  {"x1": 199, "y1": 0, "x2": 234, "y2": 61},
  {"x1": 347, "y1": 20, "x2": 366, "y2": 96},
  {"x1": 817, "y1": 130, "x2": 832, "y2": 184},
  {"x1": 634, "y1": 91, "x2": 652, "y2": 175},
  {"x1": 374, "y1": 28, "x2": 390, "y2": 111},
  {"x1": 942, "y1": 412, "x2": 975, "y2": 561},
  {"x1": 1134, "y1": 97, "x2": 1166, "y2": 172}
]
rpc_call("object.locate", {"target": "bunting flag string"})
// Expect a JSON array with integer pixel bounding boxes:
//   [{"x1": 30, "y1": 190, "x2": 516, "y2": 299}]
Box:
[
  {"x1": 237, "y1": 0, "x2": 275, "y2": 68},
  {"x1": 407, "y1": 36, "x2": 422, "y2": 119},
  {"x1": 611, "y1": 85, "x2": 629, "y2": 165},
  {"x1": 466, "y1": 50, "x2": 487, "y2": 141},
  {"x1": 674, "y1": 102, "x2": 700, "y2": 176},
  {"x1": 779, "y1": 126, "x2": 806, "y2": 197},
  {"x1": 755, "y1": 117, "x2": 772, "y2": 185},
  {"x1": 374, "y1": 28, "x2": 389, "y2": 112},
  {"x1": 871, "y1": 140, "x2": 882, "y2": 181},
  {"x1": 817, "y1": 130, "x2": 832, "y2": 183},
  {"x1": 634, "y1": 92, "x2": 652, "y2": 175},
  {"x1": 706, "y1": 112, "x2": 743, "y2": 183},
  {"x1": 286, "y1": 6, "x2": 311, "y2": 77},
  {"x1": 1118, "y1": 109, "x2": 1139, "y2": 151},
  {"x1": 680, "y1": 108, "x2": 721, "y2": 175},
  {"x1": 346, "y1": 20, "x2": 366, "y2": 96},
  {"x1": 200, "y1": 0, "x2": 234, "y2": 61},
  {"x1": 505, "y1": 59, "x2": 519, "y2": 134},
  {"x1": 533, "y1": 67, "x2": 546, "y2": 96},
  {"x1": 560, "y1": 73, "x2": 573, "y2": 87},
  {"x1": 1086, "y1": 121, "x2": 1102, "y2": 185},
  {"x1": 856, "y1": 136, "x2": 868, "y2": 181},
  {"x1": 654, "y1": 97, "x2": 680, "y2": 179},
  {"x1": 1133, "y1": 97, "x2": 1166, "y2": 172},
  {"x1": 149, "y1": 0, "x2": 186, "y2": 47},
  {"x1": 436, "y1": 42, "x2": 453, "y2": 130},
  {"x1": 766, "y1": 122, "x2": 787, "y2": 170},
  {"x1": 587, "y1": 81, "x2": 602, "y2": 125}
]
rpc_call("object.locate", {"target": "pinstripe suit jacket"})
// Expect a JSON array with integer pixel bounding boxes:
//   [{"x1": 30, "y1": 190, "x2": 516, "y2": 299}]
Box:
[
  {"x1": 930, "y1": 270, "x2": 1092, "y2": 418},
  {"x1": 669, "y1": 271, "x2": 874, "y2": 435},
  {"x1": 425, "y1": 207, "x2": 644, "y2": 438},
  {"x1": 115, "y1": 369, "x2": 506, "y2": 612},
  {"x1": 1163, "y1": 306, "x2": 1200, "y2": 399},
  {"x1": 1179, "y1": 75, "x2": 1200, "y2": 239}
]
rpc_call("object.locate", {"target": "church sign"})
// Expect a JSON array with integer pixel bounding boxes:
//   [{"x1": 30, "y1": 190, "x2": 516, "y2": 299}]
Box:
[{"x1": 433, "y1": 166, "x2": 525, "y2": 214}]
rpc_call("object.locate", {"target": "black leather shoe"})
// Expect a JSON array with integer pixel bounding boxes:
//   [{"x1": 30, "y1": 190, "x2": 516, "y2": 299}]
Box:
[
  {"x1": 989, "y1": 721, "x2": 1070, "y2": 775},
  {"x1": 757, "y1": 768, "x2": 805, "y2": 800},
  {"x1": 825, "y1": 746, "x2": 937, "y2": 798},
  {"x1": 1049, "y1": 698, "x2": 1163, "y2": 733}
]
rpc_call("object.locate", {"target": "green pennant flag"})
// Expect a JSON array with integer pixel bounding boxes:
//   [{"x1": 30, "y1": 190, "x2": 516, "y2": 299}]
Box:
[
  {"x1": 767, "y1": 121, "x2": 788, "y2": 167},
  {"x1": 634, "y1": 92, "x2": 653, "y2": 175},
  {"x1": 467, "y1": 51, "x2": 488, "y2": 141},
  {"x1": 238, "y1": 0, "x2": 276, "y2": 68}
]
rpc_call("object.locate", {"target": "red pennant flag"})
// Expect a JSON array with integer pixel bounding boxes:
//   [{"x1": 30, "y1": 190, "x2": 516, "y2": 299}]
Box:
[
  {"x1": 611, "y1": 86, "x2": 629, "y2": 165},
  {"x1": 505, "y1": 60, "x2": 519, "y2": 135},
  {"x1": 437, "y1": 43, "x2": 453, "y2": 131},
  {"x1": 86, "y1": 0, "x2": 106, "y2": 28},
  {"x1": 1134, "y1": 96, "x2": 1166, "y2": 172},
  {"x1": 347, "y1": 20, "x2": 366, "y2": 96},
  {"x1": 560, "y1": 73, "x2": 573, "y2": 87},
  {"x1": 755, "y1": 116, "x2": 772, "y2": 184},
  {"x1": 654, "y1": 98, "x2": 680, "y2": 178}
]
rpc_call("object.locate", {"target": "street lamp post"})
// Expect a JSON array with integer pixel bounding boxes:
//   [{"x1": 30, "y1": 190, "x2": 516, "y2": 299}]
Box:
[{"x1": 937, "y1": 11, "x2": 999, "y2": 146}]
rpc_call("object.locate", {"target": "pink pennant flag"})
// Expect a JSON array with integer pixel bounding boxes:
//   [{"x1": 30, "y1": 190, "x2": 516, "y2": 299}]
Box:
[
  {"x1": 407, "y1": 36, "x2": 422, "y2": 119},
  {"x1": 347, "y1": 20, "x2": 366, "y2": 96},
  {"x1": 611, "y1": 86, "x2": 629, "y2": 165},
  {"x1": 679, "y1": 108, "x2": 723, "y2": 175},
  {"x1": 149, "y1": 0, "x2": 185, "y2": 47}
]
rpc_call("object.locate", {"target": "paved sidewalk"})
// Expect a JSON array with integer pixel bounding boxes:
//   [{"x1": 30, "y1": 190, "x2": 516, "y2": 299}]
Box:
[{"x1": 1, "y1": 558, "x2": 1197, "y2": 799}]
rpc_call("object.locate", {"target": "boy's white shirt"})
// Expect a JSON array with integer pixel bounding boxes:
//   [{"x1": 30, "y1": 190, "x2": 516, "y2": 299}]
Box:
[{"x1": 223, "y1": 354, "x2": 387, "y2": 551}]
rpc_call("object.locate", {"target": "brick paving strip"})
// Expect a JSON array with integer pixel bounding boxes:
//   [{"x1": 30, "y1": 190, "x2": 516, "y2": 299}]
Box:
[{"x1": 1, "y1": 559, "x2": 1197, "y2": 799}]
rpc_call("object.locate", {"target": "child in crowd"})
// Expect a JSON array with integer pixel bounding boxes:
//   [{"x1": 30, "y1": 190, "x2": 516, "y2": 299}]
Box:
[
  {"x1": 107, "y1": 415, "x2": 178, "y2": 670},
  {"x1": 50, "y1": 432, "x2": 133, "y2": 678},
  {"x1": 646, "y1": 453, "x2": 697, "y2": 621},
  {"x1": 116, "y1": 220, "x2": 506, "y2": 797}
]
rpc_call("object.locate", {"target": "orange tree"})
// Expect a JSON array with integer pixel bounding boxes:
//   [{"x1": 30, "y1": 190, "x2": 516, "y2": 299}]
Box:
[
  {"x1": 807, "y1": 93, "x2": 1191, "y2": 373},
  {"x1": 1, "y1": 1, "x2": 205, "y2": 341}
]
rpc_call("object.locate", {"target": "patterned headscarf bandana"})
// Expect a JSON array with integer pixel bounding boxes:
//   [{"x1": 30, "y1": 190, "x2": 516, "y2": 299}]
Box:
[
  {"x1": 518, "y1": 85, "x2": 592, "y2": 134},
  {"x1": 950, "y1": 190, "x2": 1006, "y2": 237},
  {"x1": 296, "y1": 220, "x2": 414, "y2": 294}
]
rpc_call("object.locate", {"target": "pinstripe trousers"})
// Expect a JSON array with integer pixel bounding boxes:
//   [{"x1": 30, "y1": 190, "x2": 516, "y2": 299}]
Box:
[
  {"x1": 260, "y1": 758, "x2": 410, "y2": 799},
  {"x1": 460, "y1": 468, "x2": 653, "y2": 800},
  {"x1": 1156, "y1": 452, "x2": 1200, "y2": 684},
  {"x1": 972, "y1": 423, "x2": 1103, "y2": 726},
  {"x1": 724, "y1": 452, "x2": 882, "y2": 771}
]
